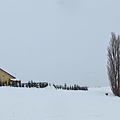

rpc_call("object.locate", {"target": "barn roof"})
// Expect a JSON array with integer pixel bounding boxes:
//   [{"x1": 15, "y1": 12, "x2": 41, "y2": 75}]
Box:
[{"x1": 0, "y1": 68, "x2": 16, "y2": 79}]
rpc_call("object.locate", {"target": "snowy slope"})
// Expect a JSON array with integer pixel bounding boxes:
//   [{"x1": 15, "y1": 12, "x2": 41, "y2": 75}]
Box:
[{"x1": 0, "y1": 87, "x2": 120, "y2": 120}]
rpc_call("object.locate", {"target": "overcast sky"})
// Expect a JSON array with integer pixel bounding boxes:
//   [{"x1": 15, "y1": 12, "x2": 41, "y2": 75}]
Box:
[{"x1": 0, "y1": 0, "x2": 120, "y2": 86}]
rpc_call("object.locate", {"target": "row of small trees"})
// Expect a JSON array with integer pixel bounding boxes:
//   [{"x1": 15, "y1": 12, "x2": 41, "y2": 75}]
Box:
[
  {"x1": 53, "y1": 83, "x2": 88, "y2": 91},
  {"x1": 26, "y1": 81, "x2": 48, "y2": 88},
  {"x1": 0, "y1": 80, "x2": 88, "y2": 91},
  {"x1": 0, "y1": 80, "x2": 48, "y2": 88},
  {"x1": 0, "y1": 81, "x2": 21, "y2": 87}
]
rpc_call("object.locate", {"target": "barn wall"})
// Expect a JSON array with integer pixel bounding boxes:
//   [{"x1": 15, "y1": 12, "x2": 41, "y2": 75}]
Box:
[{"x1": 0, "y1": 70, "x2": 15, "y2": 84}]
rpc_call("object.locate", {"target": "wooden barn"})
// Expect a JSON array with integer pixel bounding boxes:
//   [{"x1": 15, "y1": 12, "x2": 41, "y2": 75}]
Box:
[{"x1": 0, "y1": 68, "x2": 21, "y2": 86}]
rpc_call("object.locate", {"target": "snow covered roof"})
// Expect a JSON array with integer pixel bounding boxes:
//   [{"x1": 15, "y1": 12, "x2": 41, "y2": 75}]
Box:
[
  {"x1": 10, "y1": 78, "x2": 20, "y2": 81},
  {"x1": 0, "y1": 68, "x2": 16, "y2": 78}
]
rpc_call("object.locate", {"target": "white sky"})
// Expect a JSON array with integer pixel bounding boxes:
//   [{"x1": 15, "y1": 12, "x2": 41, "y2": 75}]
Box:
[{"x1": 0, "y1": 0, "x2": 120, "y2": 86}]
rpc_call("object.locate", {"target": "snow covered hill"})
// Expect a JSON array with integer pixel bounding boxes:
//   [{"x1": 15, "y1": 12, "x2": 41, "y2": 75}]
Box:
[{"x1": 0, "y1": 86, "x2": 120, "y2": 120}]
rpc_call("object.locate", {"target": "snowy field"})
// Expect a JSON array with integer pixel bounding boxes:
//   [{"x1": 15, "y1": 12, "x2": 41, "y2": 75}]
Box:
[{"x1": 0, "y1": 86, "x2": 120, "y2": 120}]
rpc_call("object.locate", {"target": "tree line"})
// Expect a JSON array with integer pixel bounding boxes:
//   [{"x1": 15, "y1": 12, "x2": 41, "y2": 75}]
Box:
[
  {"x1": 0, "y1": 80, "x2": 48, "y2": 88},
  {"x1": 53, "y1": 83, "x2": 88, "y2": 91}
]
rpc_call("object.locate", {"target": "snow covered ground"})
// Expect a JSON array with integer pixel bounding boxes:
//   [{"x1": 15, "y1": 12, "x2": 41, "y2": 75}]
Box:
[{"x1": 0, "y1": 86, "x2": 120, "y2": 120}]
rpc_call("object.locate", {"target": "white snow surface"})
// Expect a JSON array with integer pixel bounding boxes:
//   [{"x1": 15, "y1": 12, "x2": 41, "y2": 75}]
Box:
[{"x1": 0, "y1": 86, "x2": 120, "y2": 120}]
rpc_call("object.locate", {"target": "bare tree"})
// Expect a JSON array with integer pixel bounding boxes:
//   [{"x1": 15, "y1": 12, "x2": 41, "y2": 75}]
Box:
[{"x1": 107, "y1": 32, "x2": 120, "y2": 96}]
